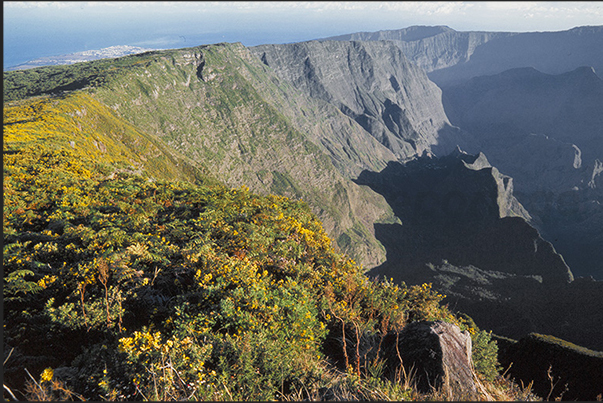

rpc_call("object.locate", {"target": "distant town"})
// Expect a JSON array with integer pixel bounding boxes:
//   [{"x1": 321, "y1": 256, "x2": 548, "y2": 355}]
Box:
[{"x1": 6, "y1": 45, "x2": 157, "y2": 71}]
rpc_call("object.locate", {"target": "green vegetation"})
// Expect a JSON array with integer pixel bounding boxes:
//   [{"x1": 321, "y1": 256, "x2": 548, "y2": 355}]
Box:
[
  {"x1": 3, "y1": 50, "x2": 162, "y2": 102},
  {"x1": 527, "y1": 333, "x2": 603, "y2": 358},
  {"x1": 87, "y1": 42, "x2": 395, "y2": 268},
  {"x1": 4, "y1": 42, "x2": 398, "y2": 269},
  {"x1": 3, "y1": 89, "x2": 516, "y2": 401},
  {"x1": 3, "y1": 92, "x2": 213, "y2": 185}
]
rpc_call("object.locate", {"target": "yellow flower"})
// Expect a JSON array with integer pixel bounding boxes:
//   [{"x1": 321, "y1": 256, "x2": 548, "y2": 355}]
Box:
[{"x1": 40, "y1": 368, "x2": 54, "y2": 383}]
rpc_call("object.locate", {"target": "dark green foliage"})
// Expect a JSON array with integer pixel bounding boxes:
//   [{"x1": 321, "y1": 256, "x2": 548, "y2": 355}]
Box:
[{"x1": 470, "y1": 329, "x2": 501, "y2": 382}]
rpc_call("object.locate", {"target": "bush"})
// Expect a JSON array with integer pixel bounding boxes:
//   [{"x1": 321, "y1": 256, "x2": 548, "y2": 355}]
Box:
[{"x1": 4, "y1": 93, "x2": 506, "y2": 401}]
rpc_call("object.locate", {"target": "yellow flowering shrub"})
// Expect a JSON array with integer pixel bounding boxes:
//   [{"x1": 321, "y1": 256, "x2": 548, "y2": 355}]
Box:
[
  {"x1": 3, "y1": 91, "x2": 496, "y2": 401},
  {"x1": 40, "y1": 368, "x2": 54, "y2": 383}
]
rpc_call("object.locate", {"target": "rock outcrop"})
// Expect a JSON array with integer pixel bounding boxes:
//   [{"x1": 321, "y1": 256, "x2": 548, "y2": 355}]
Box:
[{"x1": 383, "y1": 321, "x2": 478, "y2": 399}]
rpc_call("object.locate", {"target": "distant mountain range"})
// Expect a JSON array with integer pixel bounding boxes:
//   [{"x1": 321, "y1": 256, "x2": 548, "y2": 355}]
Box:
[
  {"x1": 4, "y1": 45, "x2": 157, "y2": 71},
  {"x1": 324, "y1": 25, "x2": 603, "y2": 85}
]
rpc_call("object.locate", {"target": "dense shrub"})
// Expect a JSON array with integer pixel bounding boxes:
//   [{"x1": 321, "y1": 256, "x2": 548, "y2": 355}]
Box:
[{"x1": 4, "y1": 93, "x2": 508, "y2": 401}]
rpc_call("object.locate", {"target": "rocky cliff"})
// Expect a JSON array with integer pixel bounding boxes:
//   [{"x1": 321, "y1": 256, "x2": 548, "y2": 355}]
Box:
[
  {"x1": 428, "y1": 26, "x2": 603, "y2": 86},
  {"x1": 324, "y1": 25, "x2": 603, "y2": 279},
  {"x1": 355, "y1": 150, "x2": 603, "y2": 352},
  {"x1": 441, "y1": 66, "x2": 603, "y2": 278},
  {"x1": 325, "y1": 25, "x2": 603, "y2": 86},
  {"x1": 251, "y1": 40, "x2": 466, "y2": 160},
  {"x1": 324, "y1": 25, "x2": 513, "y2": 76},
  {"x1": 356, "y1": 149, "x2": 573, "y2": 285}
]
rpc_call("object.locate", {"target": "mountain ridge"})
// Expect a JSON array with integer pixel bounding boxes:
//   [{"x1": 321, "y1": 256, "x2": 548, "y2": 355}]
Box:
[{"x1": 324, "y1": 25, "x2": 603, "y2": 85}]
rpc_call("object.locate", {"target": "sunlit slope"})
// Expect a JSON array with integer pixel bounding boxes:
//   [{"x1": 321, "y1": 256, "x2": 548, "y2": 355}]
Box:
[
  {"x1": 88, "y1": 43, "x2": 396, "y2": 268},
  {"x1": 3, "y1": 86, "x2": 504, "y2": 402},
  {"x1": 3, "y1": 50, "x2": 164, "y2": 103},
  {"x1": 3, "y1": 92, "x2": 214, "y2": 185}
]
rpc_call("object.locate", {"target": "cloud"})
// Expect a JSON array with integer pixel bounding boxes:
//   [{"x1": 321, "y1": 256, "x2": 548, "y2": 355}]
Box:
[
  {"x1": 5, "y1": 1, "x2": 72, "y2": 8},
  {"x1": 4, "y1": 1, "x2": 602, "y2": 36}
]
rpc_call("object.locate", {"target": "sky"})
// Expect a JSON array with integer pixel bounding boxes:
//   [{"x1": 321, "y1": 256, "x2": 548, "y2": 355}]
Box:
[{"x1": 4, "y1": 1, "x2": 603, "y2": 68}]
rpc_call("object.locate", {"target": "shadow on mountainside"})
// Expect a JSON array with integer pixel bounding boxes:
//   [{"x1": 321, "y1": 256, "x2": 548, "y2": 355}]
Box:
[
  {"x1": 353, "y1": 152, "x2": 603, "y2": 352},
  {"x1": 354, "y1": 151, "x2": 572, "y2": 285}
]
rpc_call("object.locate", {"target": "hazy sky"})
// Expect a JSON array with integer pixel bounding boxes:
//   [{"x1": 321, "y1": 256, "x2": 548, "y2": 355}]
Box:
[{"x1": 4, "y1": 1, "x2": 603, "y2": 68}]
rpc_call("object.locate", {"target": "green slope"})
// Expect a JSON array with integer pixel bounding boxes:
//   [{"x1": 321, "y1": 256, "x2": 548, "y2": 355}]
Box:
[
  {"x1": 3, "y1": 92, "x2": 215, "y2": 185},
  {"x1": 86, "y1": 43, "x2": 397, "y2": 268},
  {"x1": 3, "y1": 90, "x2": 506, "y2": 401},
  {"x1": 4, "y1": 47, "x2": 394, "y2": 267}
]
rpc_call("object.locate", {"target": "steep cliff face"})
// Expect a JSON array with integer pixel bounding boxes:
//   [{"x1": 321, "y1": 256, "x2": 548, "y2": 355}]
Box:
[
  {"x1": 356, "y1": 149, "x2": 573, "y2": 285},
  {"x1": 441, "y1": 66, "x2": 603, "y2": 278},
  {"x1": 316, "y1": 26, "x2": 603, "y2": 278},
  {"x1": 251, "y1": 40, "x2": 461, "y2": 160},
  {"x1": 428, "y1": 26, "x2": 603, "y2": 86},
  {"x1": 326, "y1": 25, "x2": 603, "y2": 86},
  {"x1": 443, "y1": 66, "x2": 603, "y2": 169},
  {"x1": 324, "y1": 25, "x2": 513, "y2": 74},
  {"x1": 352, "y1": 150, "x2": 603, "y2": 352}
]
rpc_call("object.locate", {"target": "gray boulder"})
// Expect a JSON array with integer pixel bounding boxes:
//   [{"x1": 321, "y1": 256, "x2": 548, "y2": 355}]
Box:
[{"x1": 384, "y1": 320, "x2": 478, "y2": 398}]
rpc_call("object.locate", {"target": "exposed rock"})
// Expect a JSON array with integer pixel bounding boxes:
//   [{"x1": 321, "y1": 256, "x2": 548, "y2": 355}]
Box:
[
  {"x1": 428, "y1": 26, "x2": 603, "y2": 86},
  {"x1": 251, "y1": 40, "x2": 461, "y2": 160},
  {"x1": 324, "y1": 25, "x2": 603, "y2": 86},
  {"x1": 357, "y1": 149, "x2": 573, "y2": 285},
  {"x1": 590, "y1": 159, "x2": 603, "y2": 189},
  {"x1": 442, "y1": 66, "x2": 603, "y2": 169},
  {"x1": 323, "y1": 25, "x2": 513, "y2": 75},
  {"x1": 383, "y1": 321, "x2": 478, "y2": 398}
]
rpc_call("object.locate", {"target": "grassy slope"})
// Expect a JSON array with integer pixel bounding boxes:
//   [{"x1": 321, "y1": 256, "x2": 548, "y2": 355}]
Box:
[
  {"x1": 3, "y1": 89, "x2": 514, "y2": 401},
  {"x1": 3, "y1": 92, "x2": 215, "y2": 185},
  {"x1": 87, "y1": 43, "x2": 396, "y2": 268}
]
